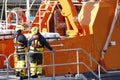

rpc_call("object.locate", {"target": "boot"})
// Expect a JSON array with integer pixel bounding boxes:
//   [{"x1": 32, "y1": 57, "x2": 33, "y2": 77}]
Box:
[
  {"x1": 20, "y1": 76, "x2": 28, "y2": 80},
  {"x1": 16, "y1": 71, "x2": 20, "y2": 77},
  {"x1": 20, "y1": 70, "x2": 28, "y2": 79},
  {"x1": 31, "y1": 74, "x2": 38, "y2": 78}
]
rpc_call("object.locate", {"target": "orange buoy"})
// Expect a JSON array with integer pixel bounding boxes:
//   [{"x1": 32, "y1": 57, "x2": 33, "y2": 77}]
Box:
[{"x1": 7, "y1": 7, "x2": 27, "y2": 29}]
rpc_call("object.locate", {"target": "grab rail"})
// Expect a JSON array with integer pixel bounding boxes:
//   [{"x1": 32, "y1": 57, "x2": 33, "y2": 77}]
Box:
[
  {"x1": 47, "y1": 48, "x2": 102, "y2": 80},
  {"x1": 2, "y1": 48, "x2": 115, "y2": 80},
  {"x1": 0, "y1": 54, "x2": 9, "y2": 79},
  {"x1": 7, "y1": 48, "x2": 104, "y2": 80}
]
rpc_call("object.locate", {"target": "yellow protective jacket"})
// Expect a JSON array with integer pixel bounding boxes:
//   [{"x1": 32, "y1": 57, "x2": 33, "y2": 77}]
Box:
[{"x1": 28, "y1": 33, "x2": 53, "y2": 52}]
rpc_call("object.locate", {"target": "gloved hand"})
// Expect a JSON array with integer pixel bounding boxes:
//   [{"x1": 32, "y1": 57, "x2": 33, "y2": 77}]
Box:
[{"x1": 51, "y1": 49, "x2": 55, "y2": 53}]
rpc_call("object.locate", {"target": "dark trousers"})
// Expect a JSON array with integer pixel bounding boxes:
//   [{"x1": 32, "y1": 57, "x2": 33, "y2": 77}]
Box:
[
  {"x1": 17, "y1": 52, "x2": 25, "y2": 60},
  {"x1": 29, "y1": 52, "x2": 43, "y2": 65}
]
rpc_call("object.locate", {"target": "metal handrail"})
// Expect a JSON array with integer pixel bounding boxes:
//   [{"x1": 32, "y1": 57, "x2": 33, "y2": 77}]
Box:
[
  {"x1": 5, "y1": 48, "x2": 110, "y2": 80},
  {"x1": 47, "y1": 48, "x2": 102, "y2": 80},
  {"x1": 8, "y1": 53, "x2": 28, "y2": 69},
  {"x1": 0, "y1": 54, "x2": 9, "y2": 80},
  {"x1": 5, "y1": 48, "x2": 100, "y2": 80}
]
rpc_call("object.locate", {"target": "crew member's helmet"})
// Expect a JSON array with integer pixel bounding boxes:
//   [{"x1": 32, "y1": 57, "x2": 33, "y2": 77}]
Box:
[
  {"x1": 16, "y1": 25, "x2": 24, "y2": 31},
  {"x1": 31, "y1": 27, "x2": 39, "y2": 35}
]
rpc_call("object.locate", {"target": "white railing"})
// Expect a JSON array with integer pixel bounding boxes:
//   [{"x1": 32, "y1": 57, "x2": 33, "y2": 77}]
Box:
[{"x1": 1, "y1": 48, "x2": 120, "y2": 80}]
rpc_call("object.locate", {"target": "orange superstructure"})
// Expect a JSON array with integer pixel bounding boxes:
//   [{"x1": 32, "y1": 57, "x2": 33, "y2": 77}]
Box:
[{"x1": 40, "y1": 0, "x2": 120, "y2": 76}]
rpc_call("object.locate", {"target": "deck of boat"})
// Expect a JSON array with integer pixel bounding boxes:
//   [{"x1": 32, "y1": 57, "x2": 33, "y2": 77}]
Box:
[{"x1": 1, "y1": 69, "x2": 120, "y2": 80}]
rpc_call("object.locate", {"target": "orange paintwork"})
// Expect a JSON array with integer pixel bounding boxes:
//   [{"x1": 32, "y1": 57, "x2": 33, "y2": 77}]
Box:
[
  {"x1": 43, "y1": 0, "x2": 120, "y2": 76},
  {"x1": 31, "y1": 1, "x2": 58, "y2": 32},
  {"x1": 31, "y1": 0, "x2": 84, "y2": 37},
  {"x1": 0, "y1": 39, "x2": 15, "y2": 68},
  {"x1": 44, "y1": 36, "x2": 93, "y2": 76},
  {"x1": 57, "y1": 0, "x2": 84, "y2": 36},
  {"x1": 7, "y1": 11, "x2": 27, "y2": 29}
]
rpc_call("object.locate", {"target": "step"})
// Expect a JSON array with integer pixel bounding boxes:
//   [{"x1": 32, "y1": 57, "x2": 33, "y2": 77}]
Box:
[
  {"x1": 39, "y1": 9, "x2": 51, "y2": 13},
  {"x1": 101, "y1": 71, "x2": 120, "y2": 80}
]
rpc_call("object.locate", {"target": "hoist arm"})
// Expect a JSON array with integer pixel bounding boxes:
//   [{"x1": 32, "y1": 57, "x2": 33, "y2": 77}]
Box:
[{"x1": 57, "y1": 0, "x2": 84, "y2": 37}]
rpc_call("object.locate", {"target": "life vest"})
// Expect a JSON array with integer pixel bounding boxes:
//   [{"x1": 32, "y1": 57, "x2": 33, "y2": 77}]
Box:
[
  {"x1": 30, "y1": 34, "x2": 43, "y2": 52},
  {"x1": 14, "y1": 34, "x2": 26, "y2": 53}
]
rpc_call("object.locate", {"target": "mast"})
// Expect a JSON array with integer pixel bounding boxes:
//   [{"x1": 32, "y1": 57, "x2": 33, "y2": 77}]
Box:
[{"x1": 26, "y1": 0, "x2": 30, "y2": 24}]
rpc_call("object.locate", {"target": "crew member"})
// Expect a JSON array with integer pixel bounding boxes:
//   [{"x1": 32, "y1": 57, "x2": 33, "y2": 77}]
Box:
[
  {"x1": 14, "y1": 25, "x2": 28, "y2": 77},
  {"x1": 28, "y1": 27, "x2": 53, "y2": 78}
]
